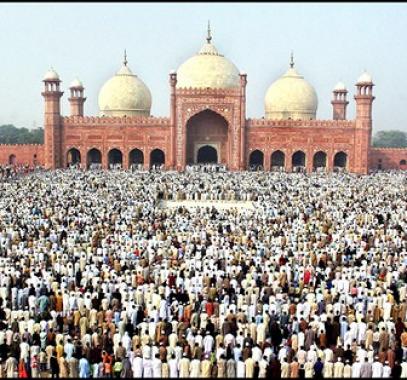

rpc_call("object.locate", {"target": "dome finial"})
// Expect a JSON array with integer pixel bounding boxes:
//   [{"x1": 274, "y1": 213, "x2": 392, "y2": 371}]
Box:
[
  {"x1": 207, "y1": 20, "x2": 212, "y2": 44},
  {"x1": 290, "y1": 51, "x2": 294, "y2": 68},
  {"x1": 123, "y1": 49, "x2": 128, "y2": 66}
]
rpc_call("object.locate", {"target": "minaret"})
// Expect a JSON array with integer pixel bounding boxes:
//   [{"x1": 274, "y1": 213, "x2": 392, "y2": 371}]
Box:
[
  {"x1": 331, "y1": 82, "x2": 349, "y2": 120},
  {"x1": 169, "y1": 69, "x2": 177, "y2": 170},
  {"x1": 42, "y1": 68, "x2": 63, "y2": 170},
  {"x1": 240, "y1": 71, "x2": 247, "y2": 170},
  {"x1": 354, "y1": 71, "x2": 375, "y2": 174},
  {"x1": 68, "y1": 78, "x2": 86, "y2": 116},
  {"x1": 355, "y1": 71, "x2": 375, "y2": 121}
]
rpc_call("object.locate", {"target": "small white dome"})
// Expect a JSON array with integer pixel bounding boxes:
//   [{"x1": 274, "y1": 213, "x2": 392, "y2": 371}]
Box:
[
  {"x1": 70, "y1": 78, "x2": 83, "y2": 88},
  {"x1": 98, "y1": 61, "x2": 152, "y2": 117},
  {"x1": 357, "y1": 71, "x2": 373, "y2": 84},
  {"x1": 264, "y1": 65, "x2": 318, "y2": 120},
  {"x1": 334, "y1": 81, "x2": 346, "y2": 91},
  {"x1": 43, "y1": 68, "x2": 60, "y2": 81}
]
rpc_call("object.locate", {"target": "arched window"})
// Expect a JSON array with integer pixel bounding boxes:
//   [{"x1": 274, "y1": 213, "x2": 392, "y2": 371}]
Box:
[
  {"x1": 271, "y1": 150, "x2": 285, "y2": 170},
  {"x1": 67, "y1": 148, "x2": 81, "y2": 167},
  {"x1": 108, "y1": 149, "x2": 123, "y2": 168},
  {"x1": 313, "y1": 151, "x2": 327, "y2": 170},
  {"x1": 150, "y1": 149, "x2": 165, "y2": 167},
  {"x1": 8, "y1": 154, "x2": 16, "y2": 165},
  {"x1": 129, "y1": 149, "x2": 144, "y2": 168},
  {"x1": 87, "y1": 148, "x2": 102, "y2": 169},
  {"x1": 292, "y1": 151, "x2": 306, "y2": 167},
  {"x1": 249, "y1": 150, "x2": 264, "y2": 170},
  {"x1": 400, "y1": 159, "x2": 406, "y2": 166},
  {"x1": 333, "y1": 151, "x2": 347, "y2": 168}
]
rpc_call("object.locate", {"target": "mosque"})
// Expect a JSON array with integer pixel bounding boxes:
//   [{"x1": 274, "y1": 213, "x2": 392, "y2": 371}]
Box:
[{"x1": 0, "y1": 25, "x2": 406, "y2": 173}]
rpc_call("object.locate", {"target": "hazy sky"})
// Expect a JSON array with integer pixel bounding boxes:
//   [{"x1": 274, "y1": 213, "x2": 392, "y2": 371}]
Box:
[{"x1": 0, "y1": 2, "x2": 406, "y2": 132}]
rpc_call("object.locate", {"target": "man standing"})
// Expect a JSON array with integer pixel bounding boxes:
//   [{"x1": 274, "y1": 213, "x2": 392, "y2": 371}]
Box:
[
  {"x1": 152, "y1": 353, "x2": 162, "y2": 378},
  {"x1": 79, "y1": 355, "x2": 91, "y2": 378},
  {"x1": 50, "y1": 351, "x2": 60, "y2": 379},
  {"x1": 201, "y1": 354, "x2": 212, "y2": 377},
  {"x1": 372, "y1": 357, "x2": 383, "y2": 378},
  {"x1": 227, "y1": 356, "x2": 237, "y2": 378},
  {"x1": 179, "y1": 353, "x2": 190, "y2": 378},
  {"x1": 360, "y1": 357, "x2": 372, "y2": 378},
  {"x1": 333, "y1": 357, "x2": 344, "y2": 378},
  {"x1": 351, "y1": 357, "x2": 362, "y2": 378},
  {"x1": 168, "y1": 353, "x2": 178, "y2": 378}
]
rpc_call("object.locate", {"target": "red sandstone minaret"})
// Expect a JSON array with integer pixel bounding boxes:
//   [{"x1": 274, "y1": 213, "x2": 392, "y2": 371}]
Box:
[
  {"x1": 239, "y1": 72, "x2": 247, "y2": 170},
  {"x1": 331, "y1": 82, "x2": 348, "y2": 120},
  {"x1": 42, "y1": 68, "x2": 63, "y2": 170},
  {"x1": 68, "y1": 78, "x2": 86, "y2": 116},
  {"x1": 354, "y1": 71, "x2": 375, "y2": 174},
  {"x1": 169, "y1": 69, "x2": 177, "y2": 170}
]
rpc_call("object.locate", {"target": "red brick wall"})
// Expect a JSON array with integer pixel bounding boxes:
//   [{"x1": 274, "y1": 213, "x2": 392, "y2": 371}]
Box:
[
  {"x1": 369, "y1": 148, "x2": 407, "y2": 170},
  {"x1": 246, "y1": 119, "x2": 361, "y2": 172},
  {"x1": 61, "y1": 116, "x2": 172, "y2": 169},
  {"x1": 0, "y1": 144, "x2": 44, "y2": 167}
]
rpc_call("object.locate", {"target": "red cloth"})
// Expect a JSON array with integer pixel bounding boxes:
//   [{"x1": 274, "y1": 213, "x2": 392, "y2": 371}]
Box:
[
  {"x1": 304, "y1": 270, "x2": 311, "y2": 284},
  {"x1": 205, "y1": 302, "x2": 214, "y2": 317}
]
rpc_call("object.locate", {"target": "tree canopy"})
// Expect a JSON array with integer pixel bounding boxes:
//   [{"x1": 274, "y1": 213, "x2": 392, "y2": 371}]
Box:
[
  {"x1": 0, "y1": 124, "x2": 44, "y2": 144},
  {"x1": 372, "y1": 130, "x2": 407, "y2": 148}
]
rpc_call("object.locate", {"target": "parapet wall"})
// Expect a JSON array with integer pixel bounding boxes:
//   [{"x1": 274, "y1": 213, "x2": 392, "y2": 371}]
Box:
[
  {"x1": 0, "y1": 144, "x2": 44, "y2": 166},
  {"x1": 63, "y1": 115, "x2": 171, "y2": 127},
  {"x1": 246, "y1": 118, "x2": 356, "y2": 128},
  {"x1": 369, "y1": 147, "x2": 407, "y2": 170}
]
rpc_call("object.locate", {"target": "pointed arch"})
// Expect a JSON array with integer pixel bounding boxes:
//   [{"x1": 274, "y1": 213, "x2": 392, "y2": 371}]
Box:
[
  {"x1": 186, "y1": 109, "x2": 229, "y2": 165},
  {"x1": 271, "y1": 150, "x2": 285, "y2": 169},
  {"x1": 150, "y1": 149, "x2": 165, "y2": 167},
  {"x1": 197, "y1": 145, "x2": 218, "y2": 163},
  {"x1": 87, "y1": 148, "x2": 102, "y2": 169},
  {"x1": 8, "y1": 154, "x2": 16, "y2": 165},
  {"x1": 249, "y1": 150, "x2": 264, "y2": 170},
  {"x1": 292, "y1": 150, "x2": 306, "y2": 167},
  {"x1": 108, "y1": 148, "x2": 123, "y2": 168},
  {"x1": 67, "y1": 148, "x2": 81, "y2": 167},
  {"x1": 333, "y1": 151, "x2": 347, "y2": 168},
  {"x1": 129, "y1": 148, "x2": 144, "y2": 167},
  {"x1": 313, "y1": 151, "x2": 327, "y2": 170}
]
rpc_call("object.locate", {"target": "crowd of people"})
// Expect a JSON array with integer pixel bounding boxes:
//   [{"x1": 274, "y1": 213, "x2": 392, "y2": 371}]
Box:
[
  {"x1": 0, "y1": 168, "x2": 405, "y2": 378},
  {"x1": 0, "y1": 164, "x2": 37, "y2": 180}
]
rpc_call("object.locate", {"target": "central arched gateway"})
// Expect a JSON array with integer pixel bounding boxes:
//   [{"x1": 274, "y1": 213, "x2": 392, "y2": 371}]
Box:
[
  {"x1": 186, "y1": 109, "x2": 229, "y2": 165},
  {"x1": 197, "y1": 145, "x2": 218, "y2": 163}
]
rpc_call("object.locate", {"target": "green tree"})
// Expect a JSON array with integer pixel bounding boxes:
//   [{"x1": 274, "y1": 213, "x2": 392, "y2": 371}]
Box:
[
  {"x1": 0, "y1": 124, "x2": 44, "y2": 144},
  {"x1": 372, "y1": 130, "x2": 407, "y2": 148}
]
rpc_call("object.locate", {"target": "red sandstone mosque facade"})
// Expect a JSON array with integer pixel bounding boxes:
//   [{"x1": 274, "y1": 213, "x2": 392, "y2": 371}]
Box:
[{"x1": 1, "y1": 28, "x2": 406, "y2": 173}]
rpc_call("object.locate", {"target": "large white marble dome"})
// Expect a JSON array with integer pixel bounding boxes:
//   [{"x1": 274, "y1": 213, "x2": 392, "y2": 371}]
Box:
[
  {"x1": 98, "y1": 57, "x2": 152, "y2": 117},
  {"x1": 264, "y1": 58, "x2": 318, "y2": 120},
  {"x1": 176, "y1": 29, "x2": 240, "y2": 89}
]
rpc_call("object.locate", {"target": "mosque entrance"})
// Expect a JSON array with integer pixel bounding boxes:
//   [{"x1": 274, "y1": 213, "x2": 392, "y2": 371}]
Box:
[
  {"x1": 186, "y1": 109, "x2": 229, "y2": 165},
  {"x1": 197, "y1": 145, "x2": 218, "y2": 163}
]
